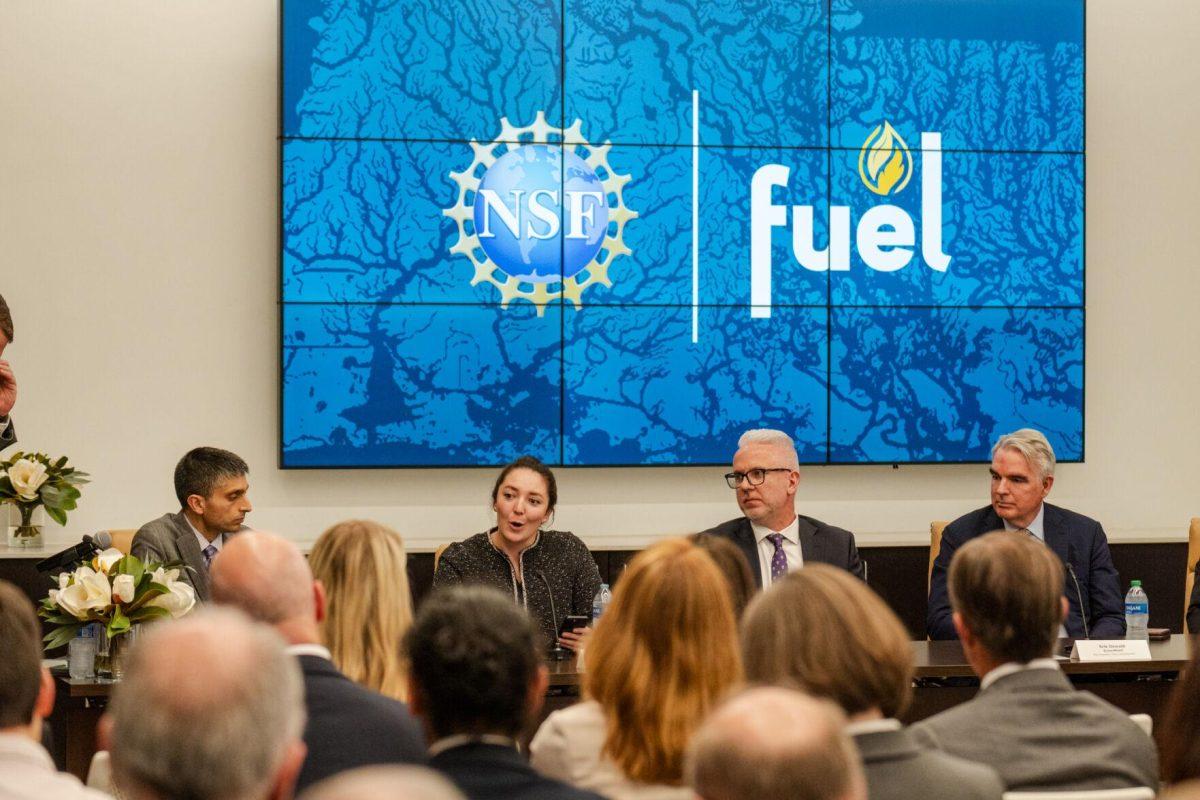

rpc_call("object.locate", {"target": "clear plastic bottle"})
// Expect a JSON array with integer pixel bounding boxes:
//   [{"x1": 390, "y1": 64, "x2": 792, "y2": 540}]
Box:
[
  {"x1": 592, "y1": 583, "x2": 612, "y2": 623},
  {"x1": 1124, "y1": 580, "x2": 1149, "y2": 640}
]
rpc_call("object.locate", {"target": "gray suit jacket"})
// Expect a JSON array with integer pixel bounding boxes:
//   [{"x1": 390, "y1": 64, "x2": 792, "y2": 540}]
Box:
[
  {"x1": 911, "y1": 668, "x2": 1159, "y2": 792},
  {"x1": 854, "y1": 727, "x2": 1003, "y2": 800},
  {"x1": 131, "y1": 512, "x2": 242, "y2": 603}
]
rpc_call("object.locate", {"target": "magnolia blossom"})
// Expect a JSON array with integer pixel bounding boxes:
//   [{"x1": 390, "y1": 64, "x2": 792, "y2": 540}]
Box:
[
  {"x1": 148, "y1": 579, "x2": 195, "y2": 618},
  {"x1": 7, "y1": 458, "x2": 49, "y2": 502},
  {"x1": 50, "y1": 566, "x2": 112, "y2": 620},
  {"x1": 112, "y1": 573, "x2": 137, "y2": 604},
  {"x1": 150, "y1": 566, "x2": 181, "y2": 585},
  {"x1": 93, "y1": 548, "x2": 124, "y2": 574}
]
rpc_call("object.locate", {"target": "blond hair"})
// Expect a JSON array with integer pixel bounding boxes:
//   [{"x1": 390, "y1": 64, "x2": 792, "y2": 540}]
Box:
[
  {"x1": 585, "y1": 538, "x2": 742, "y2": 785},
  {"x1": 309, "y1": 520, "x2": 413, "y2": 701},
  {"x1": 741, "y1": 564, "x2": 913, "y2": 718}
]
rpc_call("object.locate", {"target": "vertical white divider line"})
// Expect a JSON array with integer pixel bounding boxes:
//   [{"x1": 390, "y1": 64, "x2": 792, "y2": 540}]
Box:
[{"x1": 691, "y1": 90, "x2": 700, "y2": 344}]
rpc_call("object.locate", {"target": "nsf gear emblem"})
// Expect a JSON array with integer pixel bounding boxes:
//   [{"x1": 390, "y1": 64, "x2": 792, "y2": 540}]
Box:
[
  {"x1": 444, "y1": 112, "x2": 637, "y2": 315},
  {"x1": 858, "y1": 121, "x2": 913, "y2": 196}
]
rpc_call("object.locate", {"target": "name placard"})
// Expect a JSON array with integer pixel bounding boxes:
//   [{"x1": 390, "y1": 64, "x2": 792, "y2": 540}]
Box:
[{"x1": 1070, "y1": 640, "x2": 1152, "y2": 662}]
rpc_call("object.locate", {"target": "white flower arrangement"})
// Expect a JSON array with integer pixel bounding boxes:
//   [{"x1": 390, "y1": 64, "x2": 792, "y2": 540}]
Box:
[{"x1": 39, "y1": 548, "x2": 196, "y2": 648}]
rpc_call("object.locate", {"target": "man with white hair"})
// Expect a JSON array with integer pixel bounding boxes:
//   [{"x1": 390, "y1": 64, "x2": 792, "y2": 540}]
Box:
[
  {"x1": 686, "y1": 687, "x2": 867, "y2": 800},
  {"x1": 100, "y1": 608, "x2": 308, "y2": 800},
  {"x1": 210, "y1": 531, "x2": 426, "y2": 793},
  {"x1": 702, "y1": 429, "x2": 864, "y2": 588},
  {"x1": 927, "y1": 428, "x2": 1124, "y2": 640}
]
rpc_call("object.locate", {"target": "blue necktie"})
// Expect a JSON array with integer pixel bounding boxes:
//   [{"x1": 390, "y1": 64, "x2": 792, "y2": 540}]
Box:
[
  {"x1": 767, "y1": 533, "x2": 788, "y2": 583},
  {"x1": 202, "y1": 544, "x2": 218, "y2": 569}
]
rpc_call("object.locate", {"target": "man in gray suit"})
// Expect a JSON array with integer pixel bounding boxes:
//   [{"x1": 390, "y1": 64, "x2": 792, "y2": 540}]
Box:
[
  {"x1": 0, "y1": 293, "x2": 17, "y2": 452},
  {"x1": 911, "y1": 531, "x2": 1158, "y2": 792},
  {"x1": 132, "y1": 447, "x2": 252, "y2": 602}
]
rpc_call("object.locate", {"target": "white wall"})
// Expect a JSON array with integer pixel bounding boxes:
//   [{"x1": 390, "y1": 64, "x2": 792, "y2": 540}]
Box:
[{"x1": 2, "y1": 1, "x2": 1197, "y2": 551}]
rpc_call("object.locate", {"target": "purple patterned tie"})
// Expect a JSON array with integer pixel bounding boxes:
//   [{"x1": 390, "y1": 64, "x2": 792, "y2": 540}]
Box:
[
  {"x1": 767, "y1": 533, "x2": 788, "y2": 583},
  {"x1": 202, "y1": 544, "x2": 218, "y2": 569}
]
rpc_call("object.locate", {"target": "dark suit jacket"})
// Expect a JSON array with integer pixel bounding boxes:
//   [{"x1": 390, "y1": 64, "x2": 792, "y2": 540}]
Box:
[
  {"x1": 131, "y1": 512, "x2": 246, "y2": 602},
  {"x1": 1187, "y1": 576, "x2": 1200, "y2": 634},
  {"x1": 700, "y1": 515, "x2": 865, "y2": 588},
  {"x1": 0, "y1": 416, "x2": 14, "y2": 452},
  {"x1": 295, "y1": 655, "x2": 427, "y2": 793},
  {"x1": 854, "y1": 726, "x2": 1004, "y2": 800},
  {"x1": 911, "y1": 668, "x2": 1158, "y2": 792},
  {"x1": 430, "y1": 742, "x2": 604, "y2": 800},
  {"x1": 926, "y1": 504, "x2": 1124, "y2": 640}
]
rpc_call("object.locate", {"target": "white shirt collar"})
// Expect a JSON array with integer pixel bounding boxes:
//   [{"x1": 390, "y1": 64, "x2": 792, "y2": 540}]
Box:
[
  {"x1": 750, "y1": 514, "x2": 800, "y2": 544},
  {"x1": 845, "y1": 718, "x2": 903, "y2": 736},
  {"x1": 285, "y1": 643, "x2": 332, "y2": 660},
  {"x1": 186, "y1": 516, "x2": 223, "y2": 552},
  {"x1": 980, "y1": 658, "x2": 1060, "y2": 690},
  {"x1": 428, "y1": 734, "x2": 516, "y2": 757},
  {"x1": 1002, "y1": 503, "x2": 1046, "y2": 541},
  {"x1": 0, "y1": 733, "x2": 55, "y2": 770}
]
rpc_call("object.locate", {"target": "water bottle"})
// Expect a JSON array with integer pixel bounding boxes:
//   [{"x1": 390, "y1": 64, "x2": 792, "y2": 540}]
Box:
[
  {"x1": 1124, "y1": 580, "x2": 1149, "y2": 640},
  {"x1": 592, "y1": 583, "x2": 612, "y2": 623}
]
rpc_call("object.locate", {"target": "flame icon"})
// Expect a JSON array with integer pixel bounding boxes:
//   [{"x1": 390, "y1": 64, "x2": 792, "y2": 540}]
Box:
[{"x1": 857, "y1": 121, "x2": 913, "y2": 196}]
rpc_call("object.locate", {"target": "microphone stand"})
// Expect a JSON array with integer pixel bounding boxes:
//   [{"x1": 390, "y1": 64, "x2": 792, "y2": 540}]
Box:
[{"x1": 535, "y1": 569, "x2": 571, "y2": 661}]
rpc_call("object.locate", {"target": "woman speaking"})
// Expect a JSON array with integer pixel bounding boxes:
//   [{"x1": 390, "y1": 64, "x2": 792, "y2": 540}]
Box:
[{"x1": 433, "y1": 455, "x2": 601, "y2": 652}]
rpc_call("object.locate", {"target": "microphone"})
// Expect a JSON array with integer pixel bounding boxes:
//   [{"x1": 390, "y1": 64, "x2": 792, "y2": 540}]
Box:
[
  {"x1": 1066, "y1": 558, "x2": 1091, "y2": 640},
  {"x1": 35, "y1": 531, "x2": 113, "y2": 575},
  {"x1": 534, "y1": 569, "x2": 570, "y2": 661}
]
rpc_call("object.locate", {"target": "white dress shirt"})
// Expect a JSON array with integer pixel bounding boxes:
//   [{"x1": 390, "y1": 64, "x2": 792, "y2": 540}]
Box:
[
  {"x1": 1002, "y1": 504, "x2": 1046, "y2": 541},
  {"x1": 0, "y1": 733, "x2": 111, "y2": 800},
  {"x1": 750, "y1": 516, "x2": 803, "y2": 587},
  {"x1": 186, "y1": 518, "x2": 224, "y2": 559},
  {"x1": 980, "y1": 658, "x2": 1060, "y2": 691}
]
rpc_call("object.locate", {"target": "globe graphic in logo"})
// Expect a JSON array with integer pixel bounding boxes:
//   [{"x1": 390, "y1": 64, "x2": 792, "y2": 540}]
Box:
[{"x1": 472, "y1": 144, "x2": 610, "y2": 283}]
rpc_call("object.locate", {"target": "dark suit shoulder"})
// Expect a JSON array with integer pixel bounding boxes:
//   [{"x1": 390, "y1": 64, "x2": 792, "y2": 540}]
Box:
[
  {"x1": 699, "y1": 517, "x2": 751, "y2": 539},
  {"x1": 1043, "y1": 503, "x2": 1103, "y2": 533},
  {"x1": 798, "y1": 514, "x2": 855, "y2": 541}
]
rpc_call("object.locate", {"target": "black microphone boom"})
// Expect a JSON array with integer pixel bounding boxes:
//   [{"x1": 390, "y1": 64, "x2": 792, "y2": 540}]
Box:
[
  {"x1": 1066, "y1": 559, "x2": 1091, "y2": 640},
  {"x1": 35, "y1": 531, "x2": 113, "y2": 575}
]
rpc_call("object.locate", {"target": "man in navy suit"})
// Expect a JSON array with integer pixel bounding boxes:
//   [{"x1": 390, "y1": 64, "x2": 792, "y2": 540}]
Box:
[
  {"x1": 927, "y1": 429, "x2": 1124, "y2": 640},
  {"x1": 701, "y1": 429, "x2": 864, "y2": 588}
]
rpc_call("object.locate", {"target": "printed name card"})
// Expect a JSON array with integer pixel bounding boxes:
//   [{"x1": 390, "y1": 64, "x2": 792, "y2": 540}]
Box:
[{"x1": 1070, "y1": 640, "x2": 1152, "y2": 662}]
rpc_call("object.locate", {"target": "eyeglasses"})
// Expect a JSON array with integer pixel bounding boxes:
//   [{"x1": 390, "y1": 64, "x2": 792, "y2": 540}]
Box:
[{"x1": 724, "y1": 468, "x2": 792, "y2": 489}]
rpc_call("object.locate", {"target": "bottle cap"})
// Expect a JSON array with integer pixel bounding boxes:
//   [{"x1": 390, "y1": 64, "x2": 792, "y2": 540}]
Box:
[{"x1": 1130, "y1": 580, "x2": 1142, "y2": 588}]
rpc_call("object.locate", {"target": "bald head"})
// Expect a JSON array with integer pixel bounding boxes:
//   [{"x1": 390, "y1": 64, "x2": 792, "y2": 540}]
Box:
[
  {"x1": 211, "y1": 531, "x2": 317, "y2": 637},
  {"x1": 687, "y1": 687, "x2": 866, "y2": 800},
  {"x1": 299, "y1": 766, "x2": 466, "y2": 800},
  {"x1": 107, "y1": 609, "x2": 305, "y2": 800}
]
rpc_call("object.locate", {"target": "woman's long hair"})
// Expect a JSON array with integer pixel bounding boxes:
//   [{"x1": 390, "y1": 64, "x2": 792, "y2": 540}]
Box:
[
  {"x1": 584, "y1": 538, "x2": 742, "y2": 785},
  {"x1": 1159, "y1": 641, "x2": 1200, "y2": 784},
  {"x1": 309, "y1": 520, "x2": 413, "y2": 701}
]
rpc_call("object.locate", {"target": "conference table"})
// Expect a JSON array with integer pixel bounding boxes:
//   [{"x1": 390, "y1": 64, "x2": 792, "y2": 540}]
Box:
[{"x1": 51, "y1": 637, "x2": 1191, "y2": 781}]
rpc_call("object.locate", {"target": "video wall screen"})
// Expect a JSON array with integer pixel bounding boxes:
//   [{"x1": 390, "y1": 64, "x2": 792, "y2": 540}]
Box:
[{"x1": 281, "y1": 0, "x2": 1084, "y2": 467}]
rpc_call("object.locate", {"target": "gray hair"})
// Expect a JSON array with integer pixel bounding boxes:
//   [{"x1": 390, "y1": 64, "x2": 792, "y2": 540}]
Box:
[
  {"x1": 109, "y1": 609, "x2": 305, "y2": 800},
  {"x1": 991, "y1": 428, "x2": 1056, "y2": 480},
  {"x1": 299, "y1": 766, "x2": 466, "y2": 800},
  {"x1": 736, "y1": 429, "x2": 800, "y2": 470},
  {"x1": 687, "y1": 687, "x2": 865, "y2": 800}
]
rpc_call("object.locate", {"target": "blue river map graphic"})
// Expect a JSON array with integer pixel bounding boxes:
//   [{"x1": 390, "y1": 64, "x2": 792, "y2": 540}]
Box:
[{"x1": 281, "y1": 0, "x2": 1084, "y2": 467}]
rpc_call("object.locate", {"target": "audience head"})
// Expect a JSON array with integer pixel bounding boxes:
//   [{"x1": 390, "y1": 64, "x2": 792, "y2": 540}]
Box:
[
  {"x1": 490, "y1": 455, "x2": 557, "y2": 552},
  {"x1": 0, "y1": 292, "x2": 12, "y2": 350},
  {"x1": 585, "y1": 537, "x2": 742, "y2": 785},
  {"x1": 0, "y1": 580, "x2": 52, "y2": 737},
  {"x1": 949, "y1": 530, "x2": 1065, "y2": 668},
  {"x1": 990, "y1": 428, "x2": 1055, "y2": 526},
  {"x1": 210, "y1": 530, "x2": 321, "y2": 644},
  {"x1": 730, "y1": 429, "x2": 801, "y2": 530},
  {"x1": 1159, "y1": 642, "x2": 1200, "y2": 783},
  {"x1": 741, "y1": 564, "x2": 913, "y2": 719},
  {"x1": 309, "y1": 520, "x2": 413, "y2": 700},
  {"x1": 104, "y1": 608, "x2": 306, "y2": 800},
  {"x1": 690, "y1": 532, "x2": 757, "y2": 619},
  {"x1": 299, "y1": 766, "x2": 466, "y2": 800},
  {"x1": 687, "y1": 687, "x2": 866, "y2": 800},
  {"x1": 174, "y1": 446, "x2": 252, "y2": 533},
  {"x1": 404, "y1": 585, "x2": 545, "y2": 741}
]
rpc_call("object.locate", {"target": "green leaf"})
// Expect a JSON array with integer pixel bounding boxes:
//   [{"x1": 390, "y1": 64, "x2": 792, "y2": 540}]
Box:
[
  {"x1": 53, "y1": 456, "x2": 68, "y2": 469},
  {"x1": 45, "y1": 505, "x2": 67, "y2": 526},
  {"x1": 128, "y1": 606, "x2": 171, "y2": 623},
  {"x1": 108, "y1": 606, "x2": 131, "y2": 637},
  {"x1": 43, "y1": 625, "x2": 82, "y2": 651},
  {"x1": 115, "y1": 555, "x2": 145, "y2": 586}
]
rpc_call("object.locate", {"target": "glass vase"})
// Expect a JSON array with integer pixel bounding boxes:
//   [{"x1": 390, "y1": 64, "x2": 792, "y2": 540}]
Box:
[
  {"x1": 96, "y1": 629, "x2": 131, "y2": 680},
  {"x1": 6, "y1": 503, "x2": 44, "y2": 548}
]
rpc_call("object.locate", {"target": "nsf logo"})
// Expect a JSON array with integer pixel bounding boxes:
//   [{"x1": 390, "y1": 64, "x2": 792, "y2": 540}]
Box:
[{"x1": 444, "y1": 113, "x2": 638, "y2": 314}]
